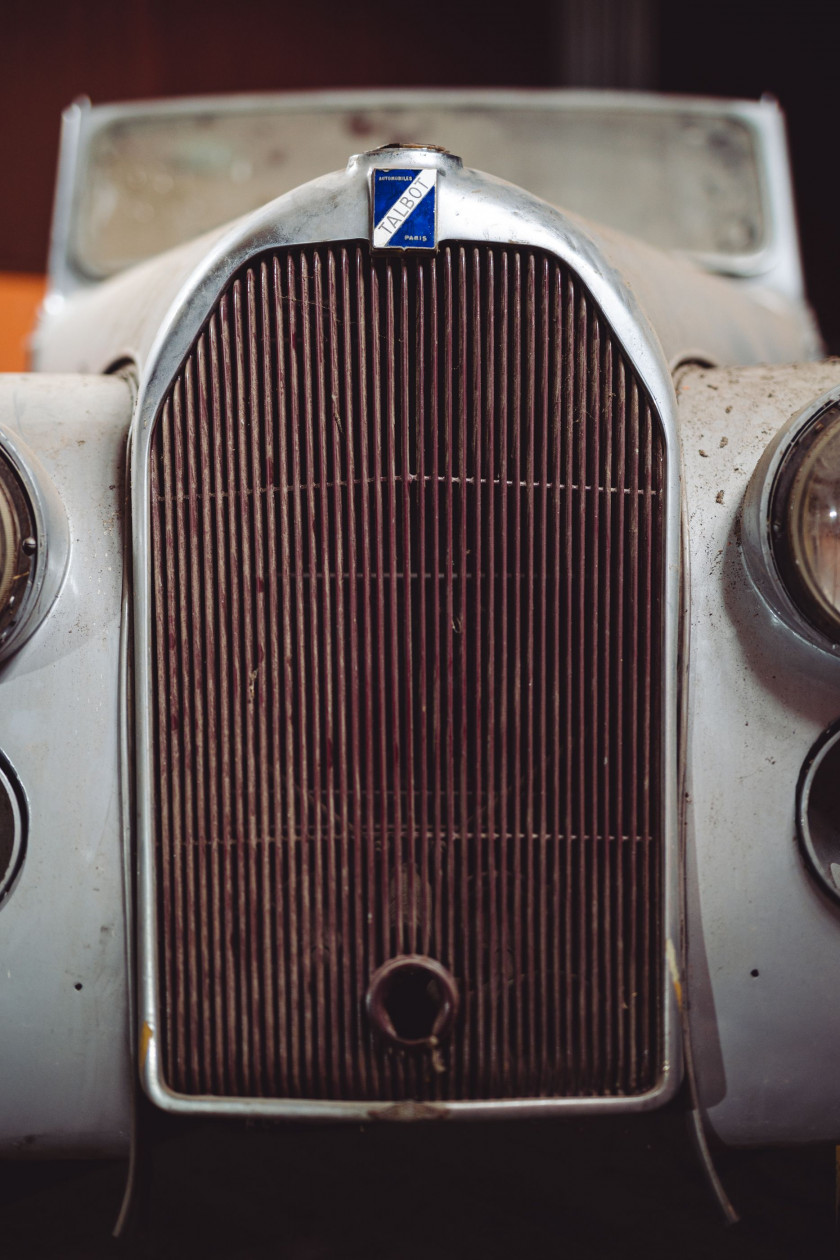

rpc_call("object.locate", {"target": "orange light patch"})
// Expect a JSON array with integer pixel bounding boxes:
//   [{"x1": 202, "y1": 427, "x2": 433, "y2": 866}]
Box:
[{"x1": 0, "y1": 274, "x2": 46, "y2": 372}]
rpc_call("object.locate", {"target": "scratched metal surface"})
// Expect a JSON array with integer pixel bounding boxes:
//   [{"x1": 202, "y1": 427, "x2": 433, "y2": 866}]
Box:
[
  {"x1": 680, "y1": 358, "x2": 840, "y2": 1145},
  {"x1": 0, "y1": 374, "x2": 132, "y2": 1155}
]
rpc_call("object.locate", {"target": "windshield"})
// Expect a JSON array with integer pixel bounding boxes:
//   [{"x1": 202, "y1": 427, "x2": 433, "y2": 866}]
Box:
[{"x1": 71, "y1": 96, "x2": 766, "y2": 278}]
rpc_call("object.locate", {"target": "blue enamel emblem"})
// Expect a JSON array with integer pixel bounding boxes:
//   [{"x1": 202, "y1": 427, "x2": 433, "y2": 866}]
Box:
[{"x1": 372, "y1": 168, "x2": 437, "y2": 250}]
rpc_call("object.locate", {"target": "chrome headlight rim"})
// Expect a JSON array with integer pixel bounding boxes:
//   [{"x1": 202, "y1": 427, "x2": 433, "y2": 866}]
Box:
[
  {"x1": 742, "y1": 384, "x2": 840, "y2": 660},
  {"x1": 0, "y1": 751, "x2": 27, "y2": 906},
  {"x1": 797, "y1": 718, "x2": 840, "y2": 910},
  {"x1": 0, "y1": 452, "x2": 38, "y2": 653},
  {"x1": 0, "y1": 429, "x2": 68, "y2": 663}
]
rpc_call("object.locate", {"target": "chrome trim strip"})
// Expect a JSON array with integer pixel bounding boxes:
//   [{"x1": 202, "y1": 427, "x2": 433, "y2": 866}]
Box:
[
  {"x1": 0, "y1": 427, "x2": 70, "y2": 662},
  {"x1": 742, "y1": 382, "x2": 840, "y2": 659}
]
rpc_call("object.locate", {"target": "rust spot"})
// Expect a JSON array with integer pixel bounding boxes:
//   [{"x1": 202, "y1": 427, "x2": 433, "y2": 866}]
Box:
[
  {"x1": 666, "y1": 939, "x2": 683, "y2": 1011},
  {"x1": 140, "y1": 1021, "x2": 153, "y2": 1070}
]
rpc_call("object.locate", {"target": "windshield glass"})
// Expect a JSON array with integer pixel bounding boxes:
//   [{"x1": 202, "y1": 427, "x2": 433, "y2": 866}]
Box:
[{"x1": 73, "y1": 99, "x2": 766, "y2": 278}]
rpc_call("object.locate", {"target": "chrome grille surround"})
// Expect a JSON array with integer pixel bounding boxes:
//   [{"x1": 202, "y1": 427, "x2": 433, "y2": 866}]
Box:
[{"x1": 132, "y1": 151, "x2": 682, "y2": 1119}]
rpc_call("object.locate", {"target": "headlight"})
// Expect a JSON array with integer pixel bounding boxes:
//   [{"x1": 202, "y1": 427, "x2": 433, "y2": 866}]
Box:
[
  {"x1": 743, "y1": 388, "x2": 840, "y2": 653},
  {"x1": 0, "y1": 453, "x2": 37, "y2": 652}
]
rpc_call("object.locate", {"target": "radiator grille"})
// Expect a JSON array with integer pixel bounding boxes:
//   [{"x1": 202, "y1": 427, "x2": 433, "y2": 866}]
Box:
[{"x1": 148, "y1": 241, "x2": 666, "y2": 1102}]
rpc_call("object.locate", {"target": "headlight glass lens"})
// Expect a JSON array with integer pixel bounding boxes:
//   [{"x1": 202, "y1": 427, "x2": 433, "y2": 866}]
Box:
[{"x1": 773, "y1": 402, "x2": 840, "y2": 641}]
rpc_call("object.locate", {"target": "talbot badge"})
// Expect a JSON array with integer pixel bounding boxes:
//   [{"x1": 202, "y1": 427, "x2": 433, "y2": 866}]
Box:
[{"x1": 371, "y1": 168, "x2": 438, "y2": 250}]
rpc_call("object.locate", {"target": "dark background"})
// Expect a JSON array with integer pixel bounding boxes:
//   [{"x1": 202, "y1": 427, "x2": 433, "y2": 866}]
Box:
[
  {"x1": 1, "y1": 1111, "x2": 836, "y2": 1258},
  {"x1": 3, "y1": 1, "x2": 840, "y2": 1254}
]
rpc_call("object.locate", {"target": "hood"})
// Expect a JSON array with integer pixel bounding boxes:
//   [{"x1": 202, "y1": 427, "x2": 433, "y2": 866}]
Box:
[{"x1": 34, "y1": 143, "x2": 818, "y2": 394}]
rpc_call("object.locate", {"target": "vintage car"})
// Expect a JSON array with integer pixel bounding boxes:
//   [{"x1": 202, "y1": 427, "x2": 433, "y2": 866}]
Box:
[{"x1": 2, "y1": 88, "x2": 839, "y2": 1224}]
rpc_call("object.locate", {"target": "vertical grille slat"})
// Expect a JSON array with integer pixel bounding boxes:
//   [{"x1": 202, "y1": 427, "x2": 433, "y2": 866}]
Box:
[
  {"x1": 613, "y1": 355, "x2": 627, "y2": 1088},
  {"x1": 150, "y1": 414, "x2": 174, "y2": 1087},
  {"x1": 600, "y1": 337, "x2": 614, "y2": 1088},
  {"x1": 497, "y1": 249, "x2": 511, "y2": 1095},
  {"x1": 336, "y1": 248, "x2": 365, "y2": 1099},
  {"x1": 183, "y1": 362, "x2": 210, "y2": 1095},
  {"x1": 468, "y1": 247, "x2": 486, "y2": 1086},
  {"x1": 627, "y1": 376, "x2": 641, "y2": 1091},
  {"x1": 456, "y1": 248, "x2": 470, "y2": 1097},
  {"x1": 195, "y1": 336, "x2": 223, "y2": 1094},
  {"x1": 323, "y1": 251, "x2": 348, "y2": 1099},
  {"x1": 254, "y1": 260, "x2": 281, "y2": 1098},
  {"x1": 274, "y1": 258, "x2": 301, "y2": 1097},
  {"x1": 581, "y1": 300, "x2": 593, "y2": 1088},
  {"x1": 149, "y1": 240, "x2": 666, "y2": 1103}
]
